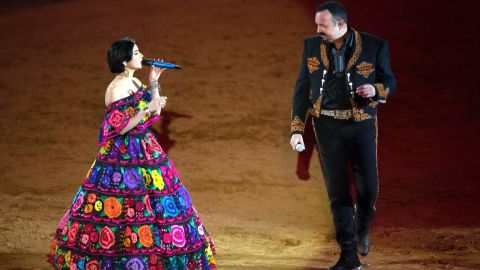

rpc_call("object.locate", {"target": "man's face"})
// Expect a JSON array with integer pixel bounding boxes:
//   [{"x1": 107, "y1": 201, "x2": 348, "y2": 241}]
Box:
[{"x1": 315, "y1": 10, "x2": 344, "y2": 43}]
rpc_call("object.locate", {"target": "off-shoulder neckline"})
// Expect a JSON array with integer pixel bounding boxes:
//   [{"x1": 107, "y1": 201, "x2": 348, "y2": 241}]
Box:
[{"x1": 105, "y1": 84, "x2": 147, "y2": 111}]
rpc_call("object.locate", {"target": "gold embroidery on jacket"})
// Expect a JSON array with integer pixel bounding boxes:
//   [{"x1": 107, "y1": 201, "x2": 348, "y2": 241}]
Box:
[
  {"x1": 307, "y1": 57, "x2": 320, "y2": 73},
  {"x1": 320, "y1": 43, "x2": 329, "y2": 70},
  {"x1": 350, "y1": 99, "x2": 371, "y2": 121},
  {"x1": 374, "y1": 83, "x2": 390, "y2": 98},
  {"x1": 346, "y1": 30, "x2": 362, "y2": 71},
  {"x1": 356, "y1": 61, "x2": 375, "y2": 78},
  {"x1": 353, "y1": 107, "x2": 372, "y2": 121},
  {"x1": 368, "y1": 101, "x2": 379, "y2": 107},
  {"x1": 291, "y1": 116, "x2": 306, "y2": 132},
  {"x1": 312, "y1": 96, "x2": 323, "y2": 117}
]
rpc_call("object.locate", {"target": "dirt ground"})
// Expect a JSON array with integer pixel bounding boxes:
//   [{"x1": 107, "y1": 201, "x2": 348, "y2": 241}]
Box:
[{"x1": 0, "y1": 0, "x2": 479, "y2": 269}]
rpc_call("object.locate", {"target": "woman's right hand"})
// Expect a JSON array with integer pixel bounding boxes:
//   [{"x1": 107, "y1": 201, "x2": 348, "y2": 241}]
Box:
[
  {"x1": 148, "y1": 95, "x2": 167, "y2": 112},
  {"x1": 148, "y1": 58, "x2": 167, "y2": 84}
]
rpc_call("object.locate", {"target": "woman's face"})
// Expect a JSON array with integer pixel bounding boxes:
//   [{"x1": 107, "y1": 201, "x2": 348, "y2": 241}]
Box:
[{"x1": 125, "y1": 43, "x2": 143, "y2": 70}]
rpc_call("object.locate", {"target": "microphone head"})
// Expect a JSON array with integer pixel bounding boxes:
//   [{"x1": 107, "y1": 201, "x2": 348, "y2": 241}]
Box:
[{"x1": 141, "y1": 59, "x2": 153, "y2": 66}]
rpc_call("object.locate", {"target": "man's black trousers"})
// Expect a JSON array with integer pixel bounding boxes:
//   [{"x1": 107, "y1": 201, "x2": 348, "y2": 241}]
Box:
[{"x1": 313, "y1": 115, "x2": 378, "y2": 249}]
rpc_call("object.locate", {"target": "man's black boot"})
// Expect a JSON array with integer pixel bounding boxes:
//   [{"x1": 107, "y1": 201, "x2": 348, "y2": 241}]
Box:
[
  {"x1": 327, "y1": 248, "x2": 364, "y2": 270},
  {"x1": 356, "y1": 233, "x2": 370, "y2": 257}
]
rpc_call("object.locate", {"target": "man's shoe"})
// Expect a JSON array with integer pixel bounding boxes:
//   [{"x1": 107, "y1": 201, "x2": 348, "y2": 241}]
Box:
[
  {"x1": 356, "y1": 233, "x2": 370, "y2": 256},
  {"x1": 327, "y1": 249, "x2": 363, "y2": 270},
  {"x1": 327, "y1": 263, "x2": 366, "y2": 270}
]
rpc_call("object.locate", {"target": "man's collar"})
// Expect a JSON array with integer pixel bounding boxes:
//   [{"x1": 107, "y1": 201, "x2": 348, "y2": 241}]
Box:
[{"x1": 323, "y1": 27, "x2": 353, "y2": 49}]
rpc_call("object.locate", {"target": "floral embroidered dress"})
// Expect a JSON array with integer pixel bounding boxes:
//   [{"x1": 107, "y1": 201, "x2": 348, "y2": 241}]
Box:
[{"x1": 47, "y1": 85, "x2": 216, "y2": 270}]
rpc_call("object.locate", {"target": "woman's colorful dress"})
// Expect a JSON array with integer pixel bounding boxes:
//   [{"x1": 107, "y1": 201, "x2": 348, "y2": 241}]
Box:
[{"x1": 47, "y1": 85, "x2": 216, "y2": 270}]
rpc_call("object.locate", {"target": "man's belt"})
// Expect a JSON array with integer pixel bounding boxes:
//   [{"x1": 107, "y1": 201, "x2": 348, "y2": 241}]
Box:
[{"x1": 320, "y1": 109, "x2": 353, "y2": 120}]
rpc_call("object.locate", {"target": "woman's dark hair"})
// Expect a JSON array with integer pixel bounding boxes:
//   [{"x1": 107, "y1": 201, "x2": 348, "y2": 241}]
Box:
[
  {"x1": 316, "y1": 1, "x2": 348, "y2": 25},
  {"x1": 107, "y1": 37, "x2": 136, "y2": 73}
]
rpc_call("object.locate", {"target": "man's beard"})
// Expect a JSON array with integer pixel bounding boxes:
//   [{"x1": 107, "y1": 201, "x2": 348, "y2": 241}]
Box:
[{"x1": 318, "y1": 32, "x2": 333, "y2": 43}]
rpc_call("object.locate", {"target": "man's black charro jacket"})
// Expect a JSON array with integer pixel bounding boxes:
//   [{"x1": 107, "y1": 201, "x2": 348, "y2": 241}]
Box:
[{"x1": 291, "y1": 28, "x2": 397, "y2": 135}]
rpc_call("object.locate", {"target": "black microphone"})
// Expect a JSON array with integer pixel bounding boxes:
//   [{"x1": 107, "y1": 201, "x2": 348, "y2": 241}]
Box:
[{"x1": 141, "y1": 58, "x2": 182, "y2": 70}]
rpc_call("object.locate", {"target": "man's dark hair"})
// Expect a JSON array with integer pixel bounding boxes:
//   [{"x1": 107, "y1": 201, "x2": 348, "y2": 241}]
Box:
[
  {"x1": 107, "y1": 37, "x2": 136, "y2": 73},
  {"x1": 316, "y1": 1, "x2": 348, "y2": 25}
]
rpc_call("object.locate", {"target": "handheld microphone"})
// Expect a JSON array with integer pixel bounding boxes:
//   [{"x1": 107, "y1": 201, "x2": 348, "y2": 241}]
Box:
[
  {"x1": 141, "y1": 58, "x2": 182, "y2": 70},
  {"x1": 295, "y1": 143, "x2": 305, "y2": 152}
]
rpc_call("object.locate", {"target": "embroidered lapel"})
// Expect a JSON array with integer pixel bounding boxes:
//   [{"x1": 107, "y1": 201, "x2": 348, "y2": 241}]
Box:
[
  {"x1": 320, "y1": 29, "x2": 362, "y2": 71},
  {"x1": 346, "y1": 29, "x2": 362, "y2": 71},
  {"x1": 320, "y1": 43, "x2": 329, "y2": 70}
]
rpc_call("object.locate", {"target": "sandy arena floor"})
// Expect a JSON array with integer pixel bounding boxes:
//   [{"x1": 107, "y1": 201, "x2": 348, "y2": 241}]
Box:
[{"x1": 0, "y1": 0, "x2": 479, "y2": 269}]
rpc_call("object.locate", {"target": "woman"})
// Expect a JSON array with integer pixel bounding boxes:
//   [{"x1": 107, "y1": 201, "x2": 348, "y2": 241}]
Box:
[{"x1": 47, "y1": 38, "x2": 216, "y2": 270}]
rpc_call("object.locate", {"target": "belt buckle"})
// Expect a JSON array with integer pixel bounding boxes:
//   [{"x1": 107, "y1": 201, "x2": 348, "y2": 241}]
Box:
[{"x1": 333, "y1": 110, "x2": 342, "y2": 119}]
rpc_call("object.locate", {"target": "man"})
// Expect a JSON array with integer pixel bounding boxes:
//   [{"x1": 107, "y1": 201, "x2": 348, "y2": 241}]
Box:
[{"x1": 289, "y1": 1, "x2": 396, "y2": 269}]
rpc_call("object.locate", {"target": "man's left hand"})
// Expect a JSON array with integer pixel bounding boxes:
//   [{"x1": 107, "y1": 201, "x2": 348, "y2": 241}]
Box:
[{"x1": 356, "y1": 84, "x2": 376, "y2": 98}]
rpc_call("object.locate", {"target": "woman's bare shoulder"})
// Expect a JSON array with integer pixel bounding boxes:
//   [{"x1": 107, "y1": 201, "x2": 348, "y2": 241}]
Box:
[
  {"x1": 105, "y1": 78, "x2": 131, "y2": 106},
  {"x1": 132, "y1": 77, "x2": 142, "y2": 87}
]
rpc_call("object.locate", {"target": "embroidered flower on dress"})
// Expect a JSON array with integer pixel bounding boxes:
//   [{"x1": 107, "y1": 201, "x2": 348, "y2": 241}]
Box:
[
  {"x1": 100, "y1": 176, "x2": 110, "y2": 187},
  {"x1": 99, "y1": 226, "x2": 115, "y2": 249},
  {"x1": 151, "y1": 170, "x2": 164, "y2": 190},
  {"x1": 154, "y1": 200, "x2": 163, "y2": 213},
  {"x1": 107, "y1": 110, "x2": 127, "y2": 128},
  {"x1": 166, "y1": 168, "x2": 174, "y2": 180},
  {"x1": 84, "y1": 204, "x2": 93, "y2": 214},
  {"x1": 135, "y1": 201, "x2": 145, "y2": 212},
  {"x1": 90, "y1": 231, "x2": 99, "y2": 243},
  {"x1": 171, "y1": 225, "x2": 186, "y2": 248},
  {"x1": 81, "y1": 234, "x2": 89, "y2": 245},
  {"x1": 68, "y1": 222, "x2": 80, "y2": 243},
  {"x1": 138, "y1": 225, "x2": 153, "y2": 248},
  {"x1": 102, "y1": 259, "x2": 113, "y2": 269},
  {"x1": 85, "y1": 259, "x2": 100, "y2": 270},
  {"x1": 162, "y1": 196, "x2": 178, "y2": 217},
  {"x1": 126, "y1": 106, "x2": 135, "y2": 117},
  {"x1": 162, "y1": 232, "x2": 172, "y2": 244},
  {"x1": 125, "y1": 226, "x2": 132, "y2": 237},
  {"x1": 149, "y1": 254, "x2": 158, "y2": 265},
  {"x1": 126, "y1": 257, "x2": 145, "y2": 270},
  {"x1": 131, "y1": 232, "x2": 138, "y2": 244},
  {"x1": 144, "y1": 195, "x2": 153, "y2": 216},
  {"x1": 103, "y1": 197, "x2": 122, "y2": 218},
  {"x1": 127, "y1": 207, "x2": 135, "y2": 218},
  {"x1": 65, "y1": 250, "x2": 71, "y2": 264},
  {"x1": 146, "y1": 133, "x2": 163, "y2": 154},
  {"x1": 72, "y1": 191, "x2": 84, "y2": 212},
  {"x1": 124, "y1": 168, "x2": 141, "y2": 189},
  {"x1": 87, "y1": 167, "x2": 100, "y2": 183},
  {"x1": 123, "y1": 237, "x2": 131, "y2": 248},
  {"x1": 83, "y1": 224, "x2": 94, "y2": 234},
  {"x1": 112, "y1": 172, "x2": 122, "y2": 183},
  {"x1": 94, "y1": 200, "x2": 103, "y2": 212},
  {"x1": 197, "y1": 225, "x2": 205, "y2": 236},
  {"x1": 178, "y1": 187, "x2": 191, "y2": 208}
]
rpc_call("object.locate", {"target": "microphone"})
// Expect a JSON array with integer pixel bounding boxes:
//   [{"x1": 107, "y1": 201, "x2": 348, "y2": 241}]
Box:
[
  {"x1": 295, "y1": 143, "x2": 305, "y2": 152},
  {"x1": 141, "y1": 58, "x2": 182, "y2": 70}
]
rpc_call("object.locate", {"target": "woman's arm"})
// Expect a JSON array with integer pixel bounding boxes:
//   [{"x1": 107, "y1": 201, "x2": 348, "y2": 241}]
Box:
[{"x1": 119, "y1": 108, "x2": 149, "y2": 135}]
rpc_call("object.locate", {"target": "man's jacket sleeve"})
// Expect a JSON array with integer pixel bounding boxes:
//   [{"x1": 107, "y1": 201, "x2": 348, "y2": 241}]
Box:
[
  {"x1": 373, "y1": 41, "x2": 396, "y2": 103},
  {"x1": 291, "y1": 39, "x2": 311, "y2": 135}
]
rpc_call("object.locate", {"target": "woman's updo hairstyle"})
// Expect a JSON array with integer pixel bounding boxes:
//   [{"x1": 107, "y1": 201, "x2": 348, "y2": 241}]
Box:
[{"x1": 107, "y1": 37, "x2": 136, "y2": 73}]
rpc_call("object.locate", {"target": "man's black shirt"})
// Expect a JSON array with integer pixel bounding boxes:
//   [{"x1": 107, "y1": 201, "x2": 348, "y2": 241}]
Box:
[{"x1": 321, "y1": 31, "x2": 354, "y2": 110}]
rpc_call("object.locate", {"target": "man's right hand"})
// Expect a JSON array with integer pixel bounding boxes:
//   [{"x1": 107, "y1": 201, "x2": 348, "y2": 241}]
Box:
[{"x1": 290, "y1": 134, "x2": 305, "y2": 151}]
